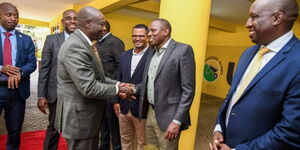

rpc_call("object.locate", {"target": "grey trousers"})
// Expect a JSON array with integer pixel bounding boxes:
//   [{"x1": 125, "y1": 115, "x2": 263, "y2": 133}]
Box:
[{"x1": 66, "y1": 135, "x2": 99, "y2": 150}]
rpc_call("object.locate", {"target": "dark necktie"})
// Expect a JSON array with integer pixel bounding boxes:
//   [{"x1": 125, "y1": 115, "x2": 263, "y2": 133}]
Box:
[{"x1": 3, "y1": 32, "x2": 12, "y2": 65}]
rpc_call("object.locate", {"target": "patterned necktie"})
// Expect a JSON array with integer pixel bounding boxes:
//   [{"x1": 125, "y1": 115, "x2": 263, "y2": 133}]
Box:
[
  {"x1": 91, "y1": 42, "x2": 100, "y2": 60},
  {"x1": 3, "y1": 32, "x2": 12, "y2": 66},
  {"x1": 232, "y1": 47, "x2": 270, "y2": 104}
]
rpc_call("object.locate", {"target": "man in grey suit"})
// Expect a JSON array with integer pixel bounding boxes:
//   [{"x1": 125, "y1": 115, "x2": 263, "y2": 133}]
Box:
[
  {"x1": 37, "y1": 9, "x2": 77, "y2": 150},
  {"x1": 137, "y1": 19, "x2": 196, "y2": 150},
  {"x1": 55, "y1": 6, "x2": 133, "y2": 150}
]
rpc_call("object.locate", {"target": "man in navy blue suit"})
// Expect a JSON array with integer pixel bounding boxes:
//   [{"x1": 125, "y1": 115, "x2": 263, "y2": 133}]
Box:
[
  {"x1": 0, "y1": 2, "x2": 36, "y2": 150},
  {"x1": 112, "y1": 24, "x2": 150, "y2": 150},
  {"x1": 210, "y1": 0, "x2": 300, "y2": 149}
]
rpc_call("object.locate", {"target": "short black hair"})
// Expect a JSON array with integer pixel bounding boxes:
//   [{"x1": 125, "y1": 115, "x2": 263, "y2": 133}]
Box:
[
  {"x1": 132, "y1": 24, "x2": 148, "y2": 32},
  {"x1": 154, "y1": 18, "x2": 172, "y2": 35}
]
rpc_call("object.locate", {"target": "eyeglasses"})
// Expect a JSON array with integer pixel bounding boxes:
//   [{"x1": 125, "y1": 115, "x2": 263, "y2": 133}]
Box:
[{"x1": 132, "y1": 35, "x2": 146, "y2": 39}]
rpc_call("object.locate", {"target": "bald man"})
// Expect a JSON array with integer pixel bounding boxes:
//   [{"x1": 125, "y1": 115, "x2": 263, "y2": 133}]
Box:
[
  {"x1": 0, "y1": 2, "x2": 37, "y2": 149},
  {"x1": 210, "y1": 0, "x2": 300, "y2": 149},
  {"x1": 55, "y1": 6, "x2": 133, "y2": 149}
]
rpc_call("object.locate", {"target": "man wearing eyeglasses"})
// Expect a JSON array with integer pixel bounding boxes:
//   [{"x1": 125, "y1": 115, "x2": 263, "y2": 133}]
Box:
[{"x1": 112, "y1": 24, "x2": 151, "y2": 150}]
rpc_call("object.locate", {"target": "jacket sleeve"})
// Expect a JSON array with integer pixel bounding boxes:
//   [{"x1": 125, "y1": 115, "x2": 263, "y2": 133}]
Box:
[{"x1": 37, "y1": 35, "x2": 53, "y2": 98}]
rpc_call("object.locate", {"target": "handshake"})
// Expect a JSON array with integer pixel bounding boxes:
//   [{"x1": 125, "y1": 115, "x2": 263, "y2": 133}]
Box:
[{"x1": 117, "y1": 82, "x2": 137, "y2": 100}]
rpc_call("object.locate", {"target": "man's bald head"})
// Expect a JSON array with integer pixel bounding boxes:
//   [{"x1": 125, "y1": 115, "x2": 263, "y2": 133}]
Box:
[
  {"x1": 0, "y1": 2, "x2": 17, "y2": 14},
  {"x1": 77, "y1": 6, "x2": 106, "y2": 41},
  {"x1": 253, "y1": 0, "x2": 298, "y2": 30},
  {"x1": 77, "y1": 6, "x2": 104, "y2": 28}
]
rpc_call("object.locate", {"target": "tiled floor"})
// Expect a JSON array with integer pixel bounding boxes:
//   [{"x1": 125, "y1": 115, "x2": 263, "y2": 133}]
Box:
[{"x1": 0, "y1": 70, "x2": 224, "y2": 149}]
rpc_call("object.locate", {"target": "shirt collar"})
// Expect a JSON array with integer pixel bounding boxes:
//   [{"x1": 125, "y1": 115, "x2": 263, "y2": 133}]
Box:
[
  {"x1": 133, "y1": 45, "x2": 149, "y2": 55},
  {"x1": 99, "y1": 32, "x2": 111, "y2": 42},
  {"x1": 78, "y1": 29, "x2": 93, "y2": 46},
  {"x1": 264, "y1": 30, "x2": 293, "y2": 53},
  {"x1": 157, "y1": 38, "x2": 171, "y2": 53},
  {"x1": 0, "y1": 25, "x2": 16, "y2": 36},
  {"x1": 64, "y1": 31, "x2": 70, "y2": 40}
]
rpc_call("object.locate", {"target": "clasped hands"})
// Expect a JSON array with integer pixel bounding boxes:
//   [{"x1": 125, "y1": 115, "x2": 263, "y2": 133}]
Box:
[
  {"x1": 1, "y1": 65, "x2": 21, "y2": 89},
  {"x1": 117, "y1": 82, "x2": 136, "y2": 100},
  {"x1": 209, "y1": 131, "x2": 231, "y2": 150}
]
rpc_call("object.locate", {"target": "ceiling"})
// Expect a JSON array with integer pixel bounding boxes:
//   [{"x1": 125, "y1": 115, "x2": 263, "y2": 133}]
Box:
[{"x1": 1, "y1": 0, "x2": 299, "y2": 25}]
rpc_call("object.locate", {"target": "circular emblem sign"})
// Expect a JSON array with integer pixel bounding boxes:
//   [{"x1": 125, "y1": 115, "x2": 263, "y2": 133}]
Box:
[{"x1": 204, "y1": 56, "x2": 223, "y2": 82}]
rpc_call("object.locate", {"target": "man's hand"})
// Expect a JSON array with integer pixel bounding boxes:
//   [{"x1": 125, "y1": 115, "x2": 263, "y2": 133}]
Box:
[
  {"x1": 7, "y1": 73, "x2": 21, "y2": 89},
  {"x1": 164, "y1": 122, "x2": 180, "y2": 140},
  {"x1": 209, "y1": 131, "x2": 225, "y2": 150},
  {"x1": 209, "y1": 143, "x2": 231, "y2": 150},
  {"x1": 213, "y1": 131, "x2": 224, "y2": 145},
  {"x1": 118, "y1": 83, "x2": 136, "y2": 100},
  {"x1": 113, "y1": 103, "x2": 121, "y2": 117},
  {"x1": 37, "y1": 97, "x2": 48, "y2": 114},
  {"x1": 1, "y1": 65, "x2": 20, "y2": 76}
]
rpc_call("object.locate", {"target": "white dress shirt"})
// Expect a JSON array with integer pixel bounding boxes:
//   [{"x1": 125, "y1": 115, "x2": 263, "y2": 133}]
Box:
[{"x1": 131, "y1": 46, "x2": 148, "y2": 77}]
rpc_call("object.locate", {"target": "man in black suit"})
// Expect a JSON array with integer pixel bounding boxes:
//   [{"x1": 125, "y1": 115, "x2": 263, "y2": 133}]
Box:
[
  {"x1": 112, "y1": 24, "x2": 150, "y2": 150},
  {"x1": 37, "y1": 9, "x2": 77, "y2": 150},
  {"x1": 96, "y1": 21, "x2": 124, "y2": 150}
]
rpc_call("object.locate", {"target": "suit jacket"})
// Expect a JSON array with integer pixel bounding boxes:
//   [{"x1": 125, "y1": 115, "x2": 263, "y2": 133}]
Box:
[
  {"x1": 38, "y1": 32, "x2": 65, "y2": 103},
  {"x1": 138, "y1": 39, "x2": 196, "y2": 131},
  {"x1": 0, "y1": 30, "x2": 36, "y2": 100},
  {"x1": 96, "y1": 33, "x2": 124, "y2": 80},
  {"x1": 112, "y1": 47, "x2": 151, "y2": 118},
  {"x1": 55, "y1": 29, "x2": 118, "y2": 139},
  {"x1": 216, "y1": 36, "x2": 300, "y2": 149}
]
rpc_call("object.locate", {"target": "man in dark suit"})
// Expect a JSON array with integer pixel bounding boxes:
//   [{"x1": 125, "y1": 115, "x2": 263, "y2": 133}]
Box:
[
  {"x1": 0, "y1": 2, "x2": 36, "y2": 149},
  {"x1": 137, "y1": 19, "x2": 196, "y2": 150},
  {"x1": 37, "y1": 9, "x2": 77, "y2": 150},
  {"x1": 112, "y1": 24, "x2": 150, "y2": 150},
  {"x1": 55, "y1": 6, "x2": 133, "y2": 150},
  {"x1": 96, "y1": 21, "x2": 124, "y2": 150},
  {"x1": 210, "y1": 0, "x2": 300, "y2": 149}
]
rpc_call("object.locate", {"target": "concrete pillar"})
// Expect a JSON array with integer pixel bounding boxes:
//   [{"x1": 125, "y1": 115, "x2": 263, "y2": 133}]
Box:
[{"x1": 159, "y1": 0, "x2": 212, "y2": 149}]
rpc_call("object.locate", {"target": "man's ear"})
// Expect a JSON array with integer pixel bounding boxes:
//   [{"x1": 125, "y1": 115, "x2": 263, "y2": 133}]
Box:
[
  {"x1": 164, "y1": 29, "x2": 169, "y2": 36},
  {"x1": 273, "y1": 11, "x2": 284, "y2": 26}
]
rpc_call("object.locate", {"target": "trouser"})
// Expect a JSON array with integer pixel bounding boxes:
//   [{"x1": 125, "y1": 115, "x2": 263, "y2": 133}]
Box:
[
  {"x1": 99, "y1": 100, "x2": 121, "y2": 150},
  {"x1": 119, "y1": 111, "x2": 146, "y2": 150},
  {"x1": 66, "y1": 134, "x2": 99, "y2": 150},
  {"x1": 146, "y1": 106, "x2": 180, "y2": 150},
  {"x1": 43, "y1": 101, "x2": 60, "y2": 150},
  {"x1": 0, "y1": 87, "x2": 25, "y2": 150}
]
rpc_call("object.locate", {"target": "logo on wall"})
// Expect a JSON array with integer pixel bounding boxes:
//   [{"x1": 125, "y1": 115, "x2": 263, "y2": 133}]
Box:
[{"x1": 204, "y1": 56, "x2": 223, "y2": 82}]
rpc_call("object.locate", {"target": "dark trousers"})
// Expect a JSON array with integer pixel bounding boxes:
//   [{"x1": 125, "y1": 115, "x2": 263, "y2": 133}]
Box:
[
  {"x1": 0, "y1": 87, "x2": 25, "y2": 150},
  {"x1": 43, "y1": 101, "x2": 60, "y2": 150},
  {"x1": 99, "y1": 100, "x2": 121, "y2": 150},
  {"x1": 66, "y1": 134, "x2": 99, "y2": 150}
]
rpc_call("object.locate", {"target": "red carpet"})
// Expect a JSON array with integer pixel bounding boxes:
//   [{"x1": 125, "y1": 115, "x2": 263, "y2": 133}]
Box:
[{"x1": 0, "y1": 130, "x2": 67, "y2": 150}]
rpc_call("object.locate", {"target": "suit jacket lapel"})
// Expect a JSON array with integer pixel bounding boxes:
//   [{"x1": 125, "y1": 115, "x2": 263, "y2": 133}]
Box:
[
  {"x1": 15, "y1": 31, "x2": 22, "y2": 66},
  {"x1": 74, "y1": 30, "x2": 104, "y2": 74},
  {"x1": 227, "y1": 45, "x2": 259, "y2": 98},
  {"x1": 125, "y1": 50, "x2": 133, "y2": 80},
  {"x1": 58, "y1": 32, "x2": 65, "y2": 47},
  {"x1": 0, "y1": 34, "x2": 2, "y2": 65},
  {"x1": 155, "y1": 39, "x2": 176, "y2": 79},
  {"x1": 240, "y1": 36, "x2": 298, "y2": 99}
]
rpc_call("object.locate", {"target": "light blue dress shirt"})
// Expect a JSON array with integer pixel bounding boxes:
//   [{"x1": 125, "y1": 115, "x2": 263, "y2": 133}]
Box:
[{"x1": 0, "y1": 25, "x2": 17, "y2": 71}]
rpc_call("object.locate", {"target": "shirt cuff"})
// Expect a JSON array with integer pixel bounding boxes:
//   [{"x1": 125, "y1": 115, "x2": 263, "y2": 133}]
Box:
[
  {"x1": 214, "y1": 124, "x2": 222, "y2": 134},
  {"x1": 172, "y1": 119, "x2": 182, "y2": 126},
  {"x1": 0, "y1": 65, "x2": 2, "y2": 74},
  {"x1": 115, "y1": 82, "x2": 120, "y2": 95}
]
